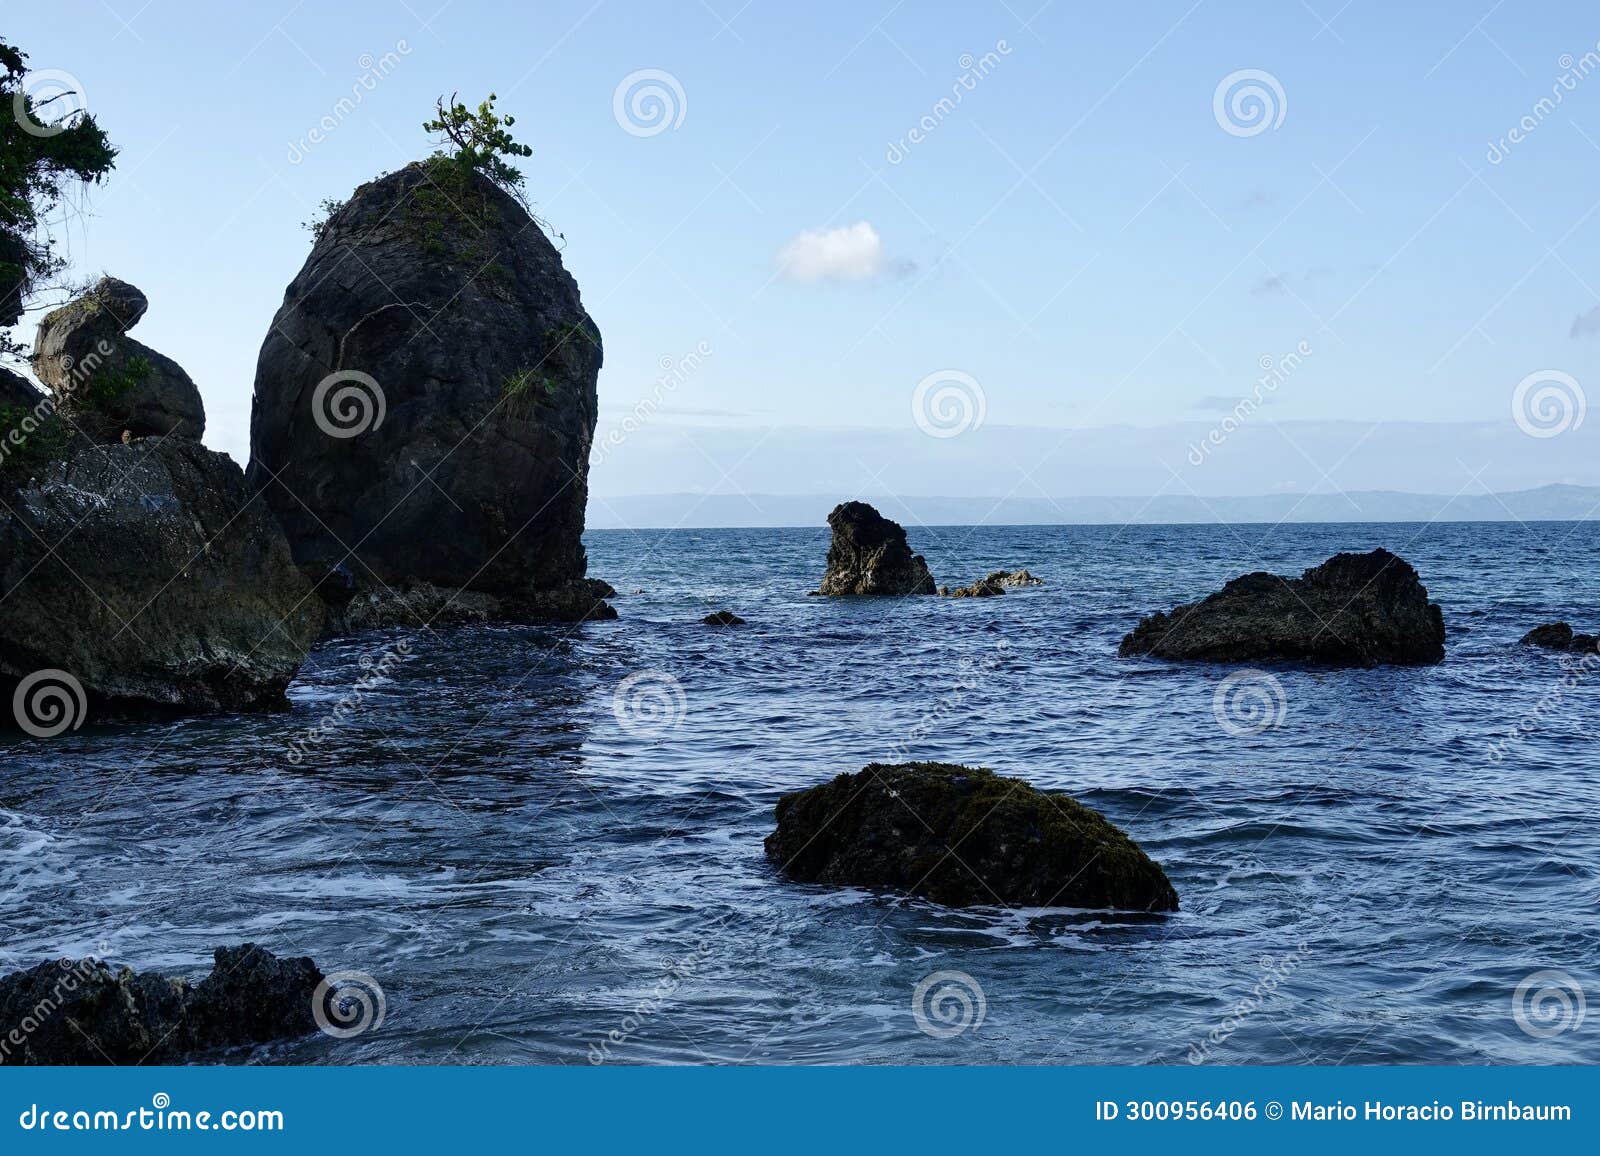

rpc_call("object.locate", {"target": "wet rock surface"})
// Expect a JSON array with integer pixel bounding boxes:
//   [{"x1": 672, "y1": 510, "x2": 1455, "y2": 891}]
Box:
[
  {"x1": 1119, "y1": 548, "x2": 1446, "y2": 667},
  {"x1": 765, "y1": 762, "x2": 1179, "y2": 911},
  {"x1": 1519, "y1": 621, "x2": 1600, "y2": 654},
  {"x1": 813, "y1": 502, "x2": 936, "y2": 596}
]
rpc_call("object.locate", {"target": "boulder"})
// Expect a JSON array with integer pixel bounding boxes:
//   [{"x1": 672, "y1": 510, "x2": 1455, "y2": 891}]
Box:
[
  {"x1": 324, "y1": 577, "x2": 616, "y2": 637},
  {"x1": 0, "y1": 438, "x2": 322, "y2": 718},
  {"x1": 248, "y1": 161, "x2": 609, "y2": 629},
  {"x1": 942, "y1": 579, "x2": 1005, "y2": 598},
  {"x1": 0, "y1": 944, "x2": 322, "y2": 1065},
  {"x1": 31, "y1": 277, "x2": 206, "y2": 443},
  {"x1": 812, "y1": 502, "x2": 936, "y2": 596},
  {"x1": 765, "y1": 762, "x2": 1179, "y2": 911},
  {"x1": 703, "y1": 610, "x2": 745, "y2": 626},
  {"x1": 984, "y1": 568, "x2": 1042, "y2": 587},
  {"x1": 1520, "y1": 622, "x2": 1600, "y2": 654},
  {"x1": 1119, "y1": 548, "x2": 1445, "y2": 667}
]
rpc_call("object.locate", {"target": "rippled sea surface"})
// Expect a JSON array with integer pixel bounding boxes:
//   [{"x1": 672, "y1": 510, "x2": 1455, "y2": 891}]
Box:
[{"x1": 4, "y1": 521, "x2": 1599, "y2": 1065}]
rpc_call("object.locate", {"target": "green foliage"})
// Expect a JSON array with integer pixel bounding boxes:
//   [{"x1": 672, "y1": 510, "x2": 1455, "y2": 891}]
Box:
[
  {"x1": 0, "y1": 38, "x2": 117, "y2": 356},
  {"x1": 422, "y1": 92, "x2": 532, "y2": 200},
  {"x1": 0, "y1": 400, "x2": 71, "y2": 475},
  {"x1": 301, "y1": 197, "x2": 347, "y2": 242},
  {"x1": 501, "y1": 365, "x2": 558, "y2": 415},
  {"x1": 80, "y1": 352, "x2": 150, "y2": 409}
]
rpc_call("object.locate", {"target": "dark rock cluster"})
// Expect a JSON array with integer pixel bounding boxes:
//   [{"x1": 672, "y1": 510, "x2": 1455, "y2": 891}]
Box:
[
  {"x1": 1119, "y1": 548, "x2": 1445, "y2": 667},
  {"x1": 1519, "y1": 622, "x2": 1600, "y2": 654},
  {"x1": 0, "y1": 945, "x2": 322, "y2": 1065}
]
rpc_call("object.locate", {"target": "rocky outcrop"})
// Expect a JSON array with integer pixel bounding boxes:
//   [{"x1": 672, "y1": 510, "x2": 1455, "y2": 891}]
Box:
[
  {"x1": 248, "y1": 161, "x2": 609, "y2": 631},
  {"x1": 31, "y1": 277, "x2": 206, "y2": 443},
  {"x1": 765, "y1": 762, "x2": 1179, "y2": 911},
  {"x1": 702, "y1": 610, "x2": 745, "y2": 626},
  {"x1": 1520, "y1": 622, "x2": 1600, "y2": 654},
  {"x1": 0, "y1": 438, "x2": 322, "y2": 718},
  {"x1": 942, "y1": 578, "x2": 1004, "y2": 598},
  {"x1": 1119, "y1": 548, "x2": 1445, "y2": 667},
  {"x1": 323, "y1": 577, "x2": 615, "y2": 637},
  {"x1": 984, "y1": 568, "x2": 1041, "y2": 587},
  {"x1": 812, "y1": 502, "x2": 935, "y2": 596},
  {"x1": 0, "y1": 944, "x2": 322, "y2": 1065}
]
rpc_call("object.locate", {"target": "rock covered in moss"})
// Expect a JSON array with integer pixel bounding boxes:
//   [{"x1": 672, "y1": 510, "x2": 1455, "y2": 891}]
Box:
[
  {"x1": 248, "y1": 161, "x2": 609, "y2": 629},
  {"x1": 0, "y1": 944, "x2": 322, "y2": 1065},
  {"x1": 813, "y1": 502, "x2": 936, "y2": 596},
  {"x1": 1119, "y1": 548, "x2": 1445, "y2": 667},
  {"x1": 31, "y1": 277, "x2": 206, "y2": 443},
  {"x1": 765, "y1": 762, "x2": 1178, "y2": 911},
  {"x1": 0, "y1": 438, "x2": 321, "y2": 717}
]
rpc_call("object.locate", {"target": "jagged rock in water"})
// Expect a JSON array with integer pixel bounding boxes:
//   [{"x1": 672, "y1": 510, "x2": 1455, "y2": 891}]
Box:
[
  {"x1": 0, "y1": 944, "x2": 323, "y2": 1065},
  {"x1": 702, "y1": 610, "x2": 745, "y2": 626},
  {"x1": 248, "y1": 161, "x2": 610, "y2": 631},
  {"x1": 31, "y1": 277, "x2": 206, "y2": 443},
  {"x1": 943, "y1": 579, "x2": 1005, "y2": 598},
  {"x1": 1119, "y1": 548, "x2": 1445, "y2": 667},
  {"x1": 812, "y1": 502, "x2": 935, "y2": 596},
  {"x1": 765, "y1": 762, "x2": 1179, "y2": 911},
  {"x1": 1520, "y1": 622, "x2": 1600, "y2": 654},
  {"x1": 984, "y1": 568, "x2": 1041, "y2": 587},
  {"x1": 0, "y1": 439, "x2": 322, "y2": 719}
]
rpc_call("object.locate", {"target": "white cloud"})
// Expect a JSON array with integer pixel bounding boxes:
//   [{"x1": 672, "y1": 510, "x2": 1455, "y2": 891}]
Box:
[{"x1": 775, "y1": 221, "x2": 888, "y2": 283}]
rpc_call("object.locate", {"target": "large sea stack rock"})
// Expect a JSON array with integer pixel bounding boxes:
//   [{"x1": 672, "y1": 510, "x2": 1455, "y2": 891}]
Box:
[
  {"x1": 813, "y1": 501, "x2": 936, "y2": 595},
  {"x1": 1119, "y1": 548, "x2": 1445, "y2": 667},
  {"x1": 0, "y1": 438, "x2": 322, "y2": 717},
  {"x1": 248, "y1": 160, "x2": 612, "y2": 631},
  {"x1": 0, "y1": 944, "x2": 323, "y2": 1065},
  {"x1": 765, "y1": 762, "x2": 1179, "y2": 911},
  {"x1": 32, "y1": 277, "x2": 206, "y2": 443}
]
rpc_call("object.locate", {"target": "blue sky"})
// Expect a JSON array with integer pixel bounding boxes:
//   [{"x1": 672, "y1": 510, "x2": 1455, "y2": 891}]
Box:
[{"x1": 8, "y1": 0, "x2": 1600, "y2": 498}]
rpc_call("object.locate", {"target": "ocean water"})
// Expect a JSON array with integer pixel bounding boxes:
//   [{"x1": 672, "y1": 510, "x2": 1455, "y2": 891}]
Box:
[{"x1": 2, "y1": 521, "x2": 1598, "y2": 1065}]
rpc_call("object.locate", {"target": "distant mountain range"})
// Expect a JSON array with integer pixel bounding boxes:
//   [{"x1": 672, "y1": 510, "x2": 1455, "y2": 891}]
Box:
[{"x1": 585, "y1": 484, "x2": 1600, "y2": 530}]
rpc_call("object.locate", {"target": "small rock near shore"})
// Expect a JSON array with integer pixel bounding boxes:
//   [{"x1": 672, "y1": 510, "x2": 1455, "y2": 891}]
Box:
[{"x1": 765, "y1": 762, "x2": 1179, "y2": 911}]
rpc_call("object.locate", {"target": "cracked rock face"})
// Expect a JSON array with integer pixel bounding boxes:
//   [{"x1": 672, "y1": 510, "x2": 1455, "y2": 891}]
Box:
[
  {"x1": 247, "y1": 162, "x2": 605, "y2": 625},
  {"x1": 32, "y1": 277, "x2": 207, "y2": 443},
  {"x1": 813, "y1": 501, "x2": 936, "y2": 596}
]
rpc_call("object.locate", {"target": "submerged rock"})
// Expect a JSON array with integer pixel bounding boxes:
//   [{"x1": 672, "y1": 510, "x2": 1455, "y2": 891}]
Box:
[
  {"x1": 32, "y1": 277, "x2": 206, "y2": 443},
  {"x1": 984, "y1": 568, "x2": 1042, "y2": 587},
  {"x1": 703, "y1": 610, "x2": 745, "y2": 626},
  {"x1": 1119, "y1": 548, "x2": 1445, "y2": 667},
  {"x1": 765, "y1": 762, "x2": 1178, "y2": 911},
  {"x1": 943, "y1": 578, "x2": 1005, "y2": 598},
  {"x1": 0, "y1": 944, "x2": 322, "y2": 1065},
  {"x1": 813, "y1": 502, "x2": 936, "y2": 596},
  {"x1": 1520, "y1": 622, "x2": 1600, "y2": 654},
  {"x1": 0, "y1": 438, "x2": 322, "y2": 718},
  {"x1": 248, "y1": 161, "x2": 609, "y2": 630}
]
